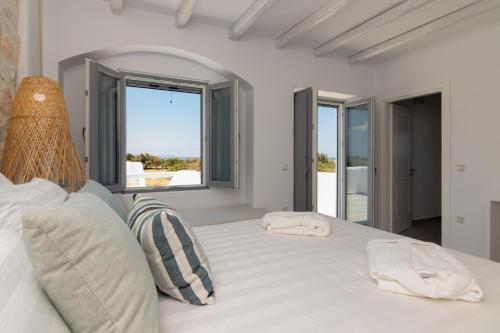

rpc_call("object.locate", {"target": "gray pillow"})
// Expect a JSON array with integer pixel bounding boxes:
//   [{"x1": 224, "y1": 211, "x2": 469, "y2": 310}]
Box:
[
  {"x1": 22, "y1": 192, "x2": 159, "y2": 333},
  {"x1": 79, "y1": 180, "x2": 127, "y2": 221}
]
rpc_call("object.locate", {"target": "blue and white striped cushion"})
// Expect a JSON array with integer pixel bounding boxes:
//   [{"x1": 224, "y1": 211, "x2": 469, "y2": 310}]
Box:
[{"x1": 128, "y1": 195, "x2": 215, "y2": 305}]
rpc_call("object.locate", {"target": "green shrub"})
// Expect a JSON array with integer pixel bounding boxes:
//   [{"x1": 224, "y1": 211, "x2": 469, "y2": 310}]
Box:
[
  {"x1": 317, "y1": 152, "x2": 336, "y2": 173},
  {"x1": 126, "y1": 153, "x2": 200, "y2": 171}
]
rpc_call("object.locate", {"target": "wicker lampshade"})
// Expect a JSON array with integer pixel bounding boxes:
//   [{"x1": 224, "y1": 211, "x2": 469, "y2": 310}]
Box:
[{"x1": 0, "y1": 76, "x2": 85, "y2": 187}]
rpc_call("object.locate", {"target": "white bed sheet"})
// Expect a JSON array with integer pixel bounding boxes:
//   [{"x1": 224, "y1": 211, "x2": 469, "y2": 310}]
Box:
[{"x1": 159, "y1": 219, "x2": 500, "y2": 333}]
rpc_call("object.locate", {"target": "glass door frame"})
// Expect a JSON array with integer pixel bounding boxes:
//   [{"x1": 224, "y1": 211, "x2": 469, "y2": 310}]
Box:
[
  {"x1": 315, "y1": 98, "x2": 341, "y2": 217},
  {"x1": 339, "y1": 98, "x2": 375, "y2": 227}
]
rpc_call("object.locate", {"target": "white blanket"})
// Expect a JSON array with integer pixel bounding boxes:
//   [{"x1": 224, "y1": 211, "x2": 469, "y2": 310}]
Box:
[
  {"x1": 262, "y1": 212, "x2": 331, "y2": 237},
  {"x1": 367, "y1": 239, "x2": 483, "y2": 302}
]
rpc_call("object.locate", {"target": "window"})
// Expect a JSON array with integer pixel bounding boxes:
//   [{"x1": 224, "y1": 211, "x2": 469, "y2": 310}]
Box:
[
  {"x1": 125, "y1": 80, "x2": 203, "y2": 189},
  {"x1": 85, "y1": 59, "x2": 238, "y2": 192}
]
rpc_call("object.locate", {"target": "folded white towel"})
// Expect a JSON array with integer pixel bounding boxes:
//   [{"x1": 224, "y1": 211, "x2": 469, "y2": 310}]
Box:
[
  {"x1": 262, "y1": 212, "x2": 331, "y2": 237},
  {"x1": 367, "y1": 239, "x2": 483, "y2": 302}
]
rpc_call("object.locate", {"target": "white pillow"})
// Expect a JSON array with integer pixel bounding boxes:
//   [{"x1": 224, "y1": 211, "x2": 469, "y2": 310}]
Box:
[
  {"x1": 0, "y1": 178, "x2": 68, "y2": 233},
  {"x1": 0, "y1": 173, "x2": 13, "y2": 187},
  {"x1": 0, "y1": 229, "x2": 70, "y2": 333},
  {"x1": 22, "y1": 193, "x2": 160, "y2": 333}
]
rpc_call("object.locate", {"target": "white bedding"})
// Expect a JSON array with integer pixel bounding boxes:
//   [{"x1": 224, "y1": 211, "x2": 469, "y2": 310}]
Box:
[{"x1": 159, "y1": 219, "x2": 500, "y2": 333}]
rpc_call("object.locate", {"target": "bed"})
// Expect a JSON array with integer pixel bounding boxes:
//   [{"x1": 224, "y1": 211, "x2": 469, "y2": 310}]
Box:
[
  {"x1": 2, "y1": 202, "x2": 500, "y2": 332},
  {"x1": 159, "y1": 219, "x2": 500, "y2": 333}
]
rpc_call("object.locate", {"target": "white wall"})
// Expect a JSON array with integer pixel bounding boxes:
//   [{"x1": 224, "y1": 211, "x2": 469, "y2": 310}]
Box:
[
  {"x1": 373, "y1": 8, "x2": 500, "y2": 257},
  {"x1": 17, "y1": 0, "x2": 40, "y2": 83},
  {"x1": 397, "y1": 95, "x2": 441, "y2": 221},
  {"x1": 40, "y1": 0, "x2": 374, "y2": 211},
  {"x1": 18, "y1": 0, "x2": 500, "y2": 258}
]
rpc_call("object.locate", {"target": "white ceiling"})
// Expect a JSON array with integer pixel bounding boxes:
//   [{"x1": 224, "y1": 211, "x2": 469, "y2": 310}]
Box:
[{"x1": 117, "y1": 0, "x2": 500, "y2": 62}]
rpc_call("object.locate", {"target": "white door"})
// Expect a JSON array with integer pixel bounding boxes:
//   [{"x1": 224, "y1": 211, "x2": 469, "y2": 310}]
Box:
[{"x1": 392, "y1": 103, "x2": 412, "y2": 233}]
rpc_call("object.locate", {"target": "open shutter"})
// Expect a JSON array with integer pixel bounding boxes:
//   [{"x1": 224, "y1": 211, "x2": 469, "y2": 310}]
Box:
[
  {"x1": 294, "y1": 88, "x2": 314, "y2": 211},
  {"x1": 207, "y1": 80, "x2": 238, "y2": 188},
  {"x1": 85, "y1": 59, "x2": 125, "y2": 192}
]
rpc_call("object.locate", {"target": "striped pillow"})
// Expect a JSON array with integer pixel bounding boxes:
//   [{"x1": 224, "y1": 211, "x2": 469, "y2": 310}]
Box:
[{"x1": 128, "y1": 195, "x2": 215, "y2": 305}]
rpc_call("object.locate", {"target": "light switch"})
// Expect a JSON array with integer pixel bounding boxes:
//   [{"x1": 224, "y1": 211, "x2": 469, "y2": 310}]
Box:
[
  {"x1": 281, "y1": 163, "x2": 288, "y2": 171},
  {"x1": 456, "y1": 216, "x2": 465, "y2": 224},
  {"x1": 456, "y1": 165, "x2": 465, "y2": 172}
]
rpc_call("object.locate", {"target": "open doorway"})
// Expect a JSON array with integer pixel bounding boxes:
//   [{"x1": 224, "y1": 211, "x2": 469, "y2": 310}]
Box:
[
  {"x1": 317, "y1": 102, "x2": 338, "y2": 217},
  {"x1": 391, "y1": 93, "x2": 442, "y2": 244},
  {"x1": 293, "y1": 88, "x2": 374, "y2": 226}
]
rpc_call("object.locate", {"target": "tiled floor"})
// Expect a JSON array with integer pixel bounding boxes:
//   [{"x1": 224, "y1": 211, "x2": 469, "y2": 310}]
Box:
[{"x1": 398, "y1": 217, "x2": 442, "y2": 245}]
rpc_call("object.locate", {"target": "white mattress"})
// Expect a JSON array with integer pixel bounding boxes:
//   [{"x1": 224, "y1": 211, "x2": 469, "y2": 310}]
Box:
[{"x1": 159, "y1": 219, "x2": 500, "y2": 333}]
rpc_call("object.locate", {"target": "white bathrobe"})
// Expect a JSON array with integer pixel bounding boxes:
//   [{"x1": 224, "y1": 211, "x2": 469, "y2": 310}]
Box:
[
  {"x1": 262, "y1": 212, "x2": 331, "y2": 237},
  {"x1": 367, "y1": 239, "x2": 483, "y2": 302}
]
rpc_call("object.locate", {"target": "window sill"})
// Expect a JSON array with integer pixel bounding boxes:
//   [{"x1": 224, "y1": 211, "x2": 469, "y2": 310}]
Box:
[{"x1": 121, "y1": 185, "x2": 209, "y2": 194}]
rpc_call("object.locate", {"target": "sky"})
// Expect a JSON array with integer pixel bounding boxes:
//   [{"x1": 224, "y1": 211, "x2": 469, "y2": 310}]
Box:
[
  {"x1": 125, "y1": 88, "x2": 365, "y2": 160},
  {"x1": 126, "y1": 86, "x2": 201, "y2": 158},
  {"x1": 346, "y1": 105, "x2": 369, "y2": 159},
  {"x1": 317, "y1": 105, "x2": 337, "y2": 159}
]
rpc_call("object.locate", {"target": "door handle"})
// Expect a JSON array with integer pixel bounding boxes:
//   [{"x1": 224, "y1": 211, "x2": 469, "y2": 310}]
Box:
[{"x1": 410, "y1": 168, "x2": 416, "y2": 176}]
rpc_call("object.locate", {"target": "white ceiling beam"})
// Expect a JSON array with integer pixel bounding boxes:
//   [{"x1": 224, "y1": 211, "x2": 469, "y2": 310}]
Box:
[
  {"x1": 228, "y1": 0, "x2": 278, "y2": 41},
  {"x1": 315, "y1": 0, "x2": 434, "y2": 57},
  {"x1": 109, "y1": 0, "x2": 124, "y2": 15},
  {"x1": 176, "y1": 0, "x2": 199, "y2": 29},
  {"x1": 275, "y1": 0, "x2": 353, "y2": 49},
  {"x1": 349, "y1": 0, "x2": 500, "y2": 64}
]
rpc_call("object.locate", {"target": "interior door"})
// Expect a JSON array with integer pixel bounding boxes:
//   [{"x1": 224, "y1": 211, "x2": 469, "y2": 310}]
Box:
[
  {"x1": 294, "y1": 88, "x2": 314, "y2": 212},
  {"x1": 392, "y1": 103, "x2": 413, "y2": 233},
  {"x1": 341, "y1": 98, "x2": 374, "y2": 226}
]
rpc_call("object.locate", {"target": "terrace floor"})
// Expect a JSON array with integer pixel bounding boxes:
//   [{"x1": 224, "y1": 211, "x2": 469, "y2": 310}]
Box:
[{"x1": 317, "y1": 172, "x2": 367, "y2": 223}]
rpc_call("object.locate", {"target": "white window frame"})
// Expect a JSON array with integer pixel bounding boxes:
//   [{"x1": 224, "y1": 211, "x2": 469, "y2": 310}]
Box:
[{"x1": 122, "y1": 72, "x2": 208, "y2": 192}]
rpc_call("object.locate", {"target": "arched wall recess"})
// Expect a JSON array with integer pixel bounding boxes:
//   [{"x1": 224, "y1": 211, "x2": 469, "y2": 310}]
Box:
[
  {"x1": 58, "y1": 44, "x2": 255, "y2": 210},
  {"x1": 58, "y1": 44, "x2": 253, "y2": 90}
]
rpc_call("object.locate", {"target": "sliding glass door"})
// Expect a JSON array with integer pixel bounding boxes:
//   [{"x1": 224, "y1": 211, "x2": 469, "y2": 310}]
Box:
[{"x1": 338, "y1": 98, "x2": 374, "y2": 226}]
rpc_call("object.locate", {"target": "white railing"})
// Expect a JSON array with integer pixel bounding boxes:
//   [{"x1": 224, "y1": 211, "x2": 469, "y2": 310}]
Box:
[{"x1": 346, "y1": 166, "x2": 368, "y2": 195}]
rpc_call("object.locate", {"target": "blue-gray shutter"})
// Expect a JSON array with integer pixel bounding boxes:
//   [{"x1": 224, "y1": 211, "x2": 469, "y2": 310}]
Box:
[
  {"x1": 294, "y1": 88, "x2": 313, "y2": 211},
  {"x1": 207, "y1": 80, "x2": 238, "y2": 188},
  {"x1": 86, "y1": 60, "x2": 126, "y2": 192}
]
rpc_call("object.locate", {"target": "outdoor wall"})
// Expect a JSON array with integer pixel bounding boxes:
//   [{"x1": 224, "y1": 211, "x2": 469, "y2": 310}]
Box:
[
  {"x1": 373, "y1": 7, "x2": 500, "y2": 258},
  {"x1": 346, "y1": 167, "x2": 368, "y2": 195},
  {"x1": 40, "y1": 0, "x2": 374, "y2": 212}
]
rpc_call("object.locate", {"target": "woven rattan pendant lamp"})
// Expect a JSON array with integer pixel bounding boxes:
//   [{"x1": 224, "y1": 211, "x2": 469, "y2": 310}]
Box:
[{"x1": 0, "y1": 76, "x2": 85, "y2": 188}]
